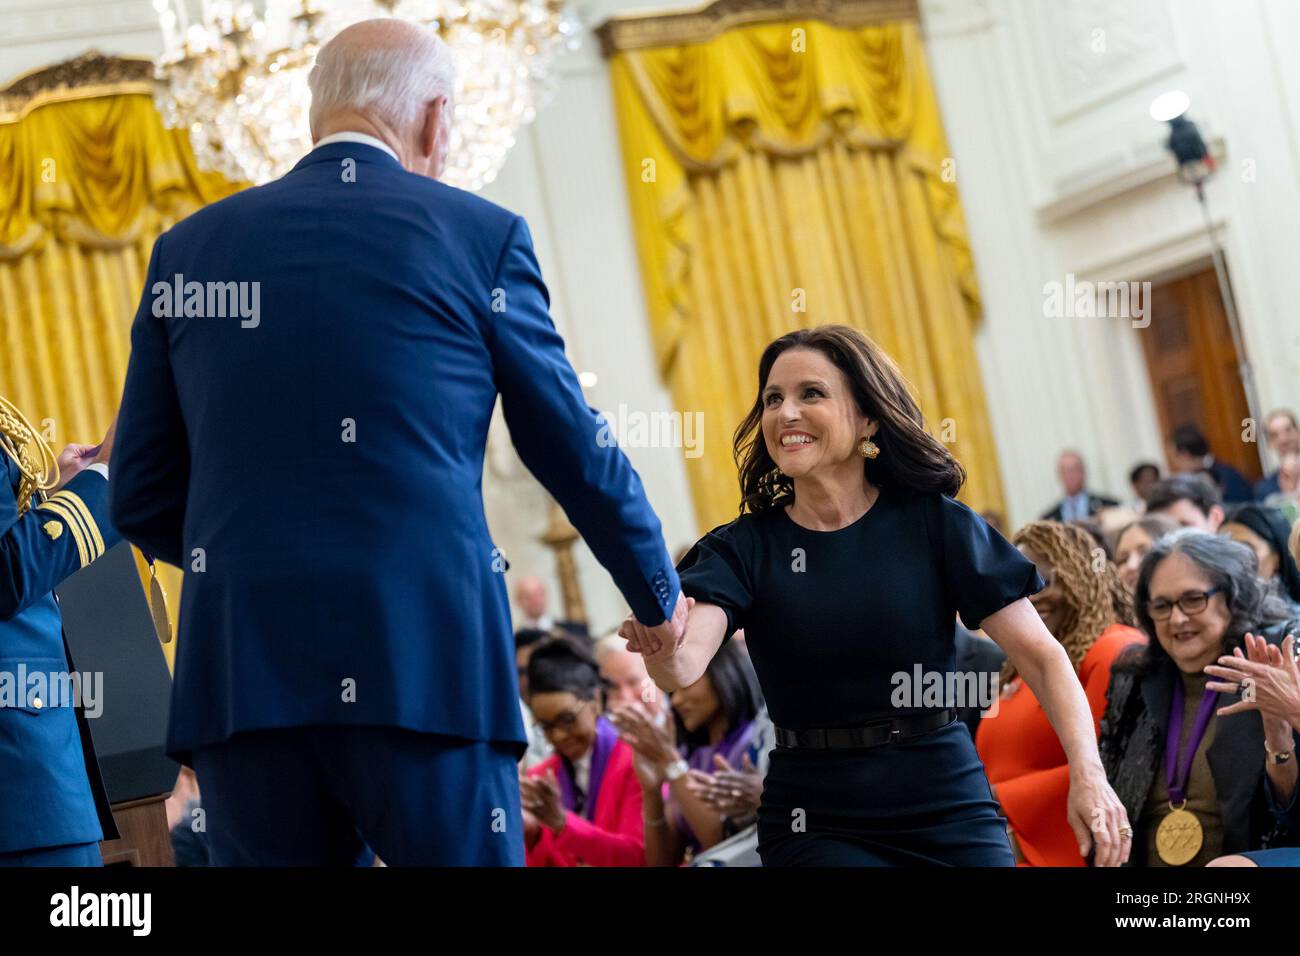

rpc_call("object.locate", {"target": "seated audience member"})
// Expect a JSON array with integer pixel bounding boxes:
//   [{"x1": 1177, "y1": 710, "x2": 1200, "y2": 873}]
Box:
[
  {"x1": 1261, "y1": 452, "x2": 1300, "y2": 522},
  {"x1": 610, "y1": 640, "x2": 763, "y2": 866},
  {"x1": 595, "y1": 633, "x2": 664, "y2": 718},
  {"x1": 515, "y1": 627, "x2": 553, "y2": 769},
  {"x1": 685, "y1": 641, "x2": 775, "y2": 843},
  {"x1": 1256, "y1": 410, "x2": 1300, "y2": 501},
  {"x1": 1205, "y1": 632, "x2": 1300, "y2": 865},
  {"x1": 1222, "y1": 503, "x2": 1300, "y2": 610},
  {"x1": 1100, "y1": 531, "x2": 1300, "y2": 866},
  {"x1": 976, "y1": 522, "x2": 1145, "y2": 866},
  {"x1": 1130, "y1": 463, "x2": 1161, "y2": 513},
  {"x1": 1145, "y1": 474, "x2": 1224, "y2": 531},
  {"x1": 1041, "y1": 450, "x2": 1118, "y2": 521},
  {"x1": 521, "y1": 637, "x2": 645, "y2": 866},
  {"x1": 1169, "y1": 424, "x2": 1252, "y2": 504},
  {"x1": 1114, "y1": 515, "x2": 1180, "y2": 593}
]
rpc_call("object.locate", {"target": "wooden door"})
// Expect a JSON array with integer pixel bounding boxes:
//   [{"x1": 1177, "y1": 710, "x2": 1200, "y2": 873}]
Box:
[{"x1": 1139, "y1": 266, "x2": 1260, "y2": 481}]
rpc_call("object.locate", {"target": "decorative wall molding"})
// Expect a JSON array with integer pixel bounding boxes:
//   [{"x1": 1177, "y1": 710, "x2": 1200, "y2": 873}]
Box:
[
  {"x1": 1026, "y1": 0, "x2": 1182, "y2": 125},
  {"x1": 595, "y1": 0, "x2": 918, "y2": 56},
  {"x1": 0, "y1": 0, "x2": 157, "y2": 48},
  {"x1": 1036, "y1": 133, "x2": 1225, "y2": 225}
]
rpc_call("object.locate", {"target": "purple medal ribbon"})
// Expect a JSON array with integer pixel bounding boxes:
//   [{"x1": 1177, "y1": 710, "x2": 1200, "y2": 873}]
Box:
[
  {"x1": 1164, "y1": 679, "x2": 1220, "y2": 805},
  {"x1": 556, "y1": 716, "x2": 618, "y2": 822}
]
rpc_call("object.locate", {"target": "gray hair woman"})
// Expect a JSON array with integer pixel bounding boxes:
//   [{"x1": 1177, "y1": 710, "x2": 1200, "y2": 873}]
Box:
[{"x1": 1099, "y1": 530, "x2": 1300, "y2": 866}]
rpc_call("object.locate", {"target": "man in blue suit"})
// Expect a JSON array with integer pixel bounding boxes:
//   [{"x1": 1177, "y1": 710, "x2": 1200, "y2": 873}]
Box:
[
  {"x1": 111, "y1": 18, "x2": 686, "y2": 866},
  {"x1": 0, "y1": 405, "x2": 120, "y2": 865}
]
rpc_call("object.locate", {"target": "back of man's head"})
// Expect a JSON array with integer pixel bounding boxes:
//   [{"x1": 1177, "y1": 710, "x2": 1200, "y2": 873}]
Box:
[
  {"x1": 1145, "y1": 473, "x2": 1222, "y2": 528},
  {"x1": 308, "y1": 19, "x2": 456, "y2": 174}
]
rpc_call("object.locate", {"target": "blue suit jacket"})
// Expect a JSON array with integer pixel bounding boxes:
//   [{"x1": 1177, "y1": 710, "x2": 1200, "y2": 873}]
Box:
[
  {"x1": 0, "y1": 453, "x2": 121, "y2": 853},
  {"x1": 111, "y1": 142, "x2": 680, "y2": 762}
]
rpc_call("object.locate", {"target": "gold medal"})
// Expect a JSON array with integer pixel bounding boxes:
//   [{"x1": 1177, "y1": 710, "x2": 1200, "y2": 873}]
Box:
[{"x1": 1155, "y1": 802, "x2": 1202, "y2": 865}]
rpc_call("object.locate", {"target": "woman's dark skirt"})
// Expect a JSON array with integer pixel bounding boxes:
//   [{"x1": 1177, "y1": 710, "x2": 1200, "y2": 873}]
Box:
[{"x1": 757, "y1": 720, "x2": 1014, "y2": 866}]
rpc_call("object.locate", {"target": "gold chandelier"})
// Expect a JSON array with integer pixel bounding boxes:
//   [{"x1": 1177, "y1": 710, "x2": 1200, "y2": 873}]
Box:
[{"x1": 152, "y1": 0, "x2": 578, "y2": 189}]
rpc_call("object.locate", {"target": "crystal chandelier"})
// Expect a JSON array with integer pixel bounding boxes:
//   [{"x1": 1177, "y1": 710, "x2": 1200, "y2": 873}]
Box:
[{"x1": 153, "y1": 0, "x2": 579, "y2": 189}]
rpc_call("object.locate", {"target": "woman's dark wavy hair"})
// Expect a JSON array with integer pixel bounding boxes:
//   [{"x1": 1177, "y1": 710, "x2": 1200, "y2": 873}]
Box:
[
  {"x1": 674, "y1": 640, "x2": 763, "y2": 754},
  {"x1": 733, "y1": 325, "x2": 965, "y2": 513},
  {"x1": 1128, "y1": 529, "x2": 1293, "y2": 677}
]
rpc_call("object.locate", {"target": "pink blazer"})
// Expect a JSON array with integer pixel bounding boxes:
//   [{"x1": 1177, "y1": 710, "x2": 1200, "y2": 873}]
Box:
[{"x1": 525, "y1": 739, "x2": 645, "y2": 866}]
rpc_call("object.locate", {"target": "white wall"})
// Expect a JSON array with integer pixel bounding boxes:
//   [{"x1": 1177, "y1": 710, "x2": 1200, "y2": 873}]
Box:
[{"x1": 921, "y1": 0, "x2": 1300, "y2": 526}]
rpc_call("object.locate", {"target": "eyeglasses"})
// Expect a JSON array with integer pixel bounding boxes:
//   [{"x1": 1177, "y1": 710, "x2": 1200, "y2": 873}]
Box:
[
  {"x1": 536, "y1": 699, "x2": 593, "y2": 735},
  {"x1": 1146, "y1": 587, "x2": 1222, "y2": 621}
]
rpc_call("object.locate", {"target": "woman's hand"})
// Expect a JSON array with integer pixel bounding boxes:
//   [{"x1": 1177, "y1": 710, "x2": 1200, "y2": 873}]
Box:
[
  {"x1": 1206, "y1": 633, "x2": 1300, "y2": 726},
  {"x1": 684, "y1": 752, "x2": 763, "y2": 817},
  {"x1": 519, "y1": 769, "x2": 566, "y2": 833},
  {"x1": 609, "y1": 702, "x2": 678, "y2": 770},
  {"x1": 620, "y1": 597, "x2": 695, "y2": 662},
  {"x1": 1068, "y1": 764, "x2": 1132, "y2": 867}
]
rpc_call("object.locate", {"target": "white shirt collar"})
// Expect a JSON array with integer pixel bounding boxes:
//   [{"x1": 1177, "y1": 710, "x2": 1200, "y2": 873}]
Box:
[
  {"x1": 313, "y1": 131, "x2": 400, "y2": 163},
  {"x1": 573, "y1": 749, "x2": 591, "y2": 795}
]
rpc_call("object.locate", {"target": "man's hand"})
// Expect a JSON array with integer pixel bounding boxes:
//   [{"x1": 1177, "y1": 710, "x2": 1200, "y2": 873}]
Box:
[
  {"x1": 621, "y1": 592, "x2": 690, "y2": 656},
  {"x1": 51, "y1": 443, "x2": 99, "y2": 492},
  {"x1": 90, "y1": 413, "x2": 117, "y2": 468}
]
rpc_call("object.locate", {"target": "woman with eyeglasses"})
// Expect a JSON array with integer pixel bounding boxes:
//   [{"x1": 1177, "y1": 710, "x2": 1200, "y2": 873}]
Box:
[
  {"x1": 519, "y1": 637, "x2": 646, "y2": 866},
  {"x1": 1099, "y1": 529, "x2": 1300, "y2": 866}
]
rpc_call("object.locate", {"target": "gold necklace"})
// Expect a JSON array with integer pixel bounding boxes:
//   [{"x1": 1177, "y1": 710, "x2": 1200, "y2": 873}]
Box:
[{"x1": 0, "y1": 396, "x2": 59, "y2": 515}]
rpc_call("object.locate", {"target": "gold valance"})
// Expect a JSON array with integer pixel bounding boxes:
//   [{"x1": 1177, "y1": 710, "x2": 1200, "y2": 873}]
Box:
[{"x1": 0, "y1": 53, "x2": 243, "y2": 257}]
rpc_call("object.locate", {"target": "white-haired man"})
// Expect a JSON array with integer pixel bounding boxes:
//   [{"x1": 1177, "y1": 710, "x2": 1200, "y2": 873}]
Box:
[{"x1": 112, "y1": 18, "x2": 686, "y2": 866}]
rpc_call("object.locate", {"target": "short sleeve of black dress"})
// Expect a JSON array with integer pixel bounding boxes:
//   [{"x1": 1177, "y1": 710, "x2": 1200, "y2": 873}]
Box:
[
  {"x1": 675, "y1": 520, "x2": 753, "y2": 642},
  {"x1": 932, "y1": 494, "x2": 1044, "y2": 630}
]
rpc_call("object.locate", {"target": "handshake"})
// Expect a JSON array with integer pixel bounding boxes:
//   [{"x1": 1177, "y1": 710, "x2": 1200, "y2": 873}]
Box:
[{"x1": 618, "y1": 591, "x2": 693, "y2": 660}]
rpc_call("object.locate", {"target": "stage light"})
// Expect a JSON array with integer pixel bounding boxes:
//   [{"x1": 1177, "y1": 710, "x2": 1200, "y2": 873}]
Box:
[{"x1": 1149, "y1": 90, "x2": 1190, "y2": 122}]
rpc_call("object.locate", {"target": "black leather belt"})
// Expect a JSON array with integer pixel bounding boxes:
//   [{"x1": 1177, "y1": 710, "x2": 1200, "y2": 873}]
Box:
[{"x1": 774, "y1": 709, "x2": 956, "y2": 750}]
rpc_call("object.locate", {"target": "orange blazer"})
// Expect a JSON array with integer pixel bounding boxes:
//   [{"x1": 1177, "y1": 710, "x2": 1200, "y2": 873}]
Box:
[{"x1": 975, "y1": 623, "x2": 1145, "y2": 867}]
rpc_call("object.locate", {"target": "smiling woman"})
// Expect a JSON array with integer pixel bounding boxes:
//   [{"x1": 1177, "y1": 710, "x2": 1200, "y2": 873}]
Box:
[
  {"x1": 623, "y1": 323, "x2": 1135, "y2": 867},
  {"x1": 1099, "y1": 530, "x2": 1300, "y2": 866}
]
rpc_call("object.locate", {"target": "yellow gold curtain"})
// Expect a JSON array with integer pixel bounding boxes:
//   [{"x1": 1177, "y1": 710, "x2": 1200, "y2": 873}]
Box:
[
  {"x1": 0, "y1": 90, "x2": 245, "y2": 664},
  {"x1": 610, "y1": 19, "x2": 1005, "y2": 530}
]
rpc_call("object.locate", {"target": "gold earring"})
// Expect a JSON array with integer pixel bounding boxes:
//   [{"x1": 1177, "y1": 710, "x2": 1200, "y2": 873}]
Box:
[{"x1": 860, "y1": 437, "x2": 879, "y2": 459}]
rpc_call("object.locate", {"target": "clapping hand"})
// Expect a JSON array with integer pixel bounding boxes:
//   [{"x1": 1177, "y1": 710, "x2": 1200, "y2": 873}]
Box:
[
  {"x1": 608, "y1": 702, "x2": 678, "y2": 790},
  {"x1": 683, "y1": 752, "x2": 763, "y2": 818},
  {"x1": 519, "y1": 769, "x2": 566, "y2": 833},
  {"x1": 1206, "y1": 633, "x2": 1300, "y2": 721}
]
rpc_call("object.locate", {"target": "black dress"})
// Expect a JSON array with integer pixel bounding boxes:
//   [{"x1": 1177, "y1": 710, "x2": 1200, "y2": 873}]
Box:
[{"x1": 676, "y1": 483, "x2": 1044, "y2": 866}]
